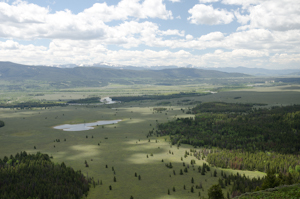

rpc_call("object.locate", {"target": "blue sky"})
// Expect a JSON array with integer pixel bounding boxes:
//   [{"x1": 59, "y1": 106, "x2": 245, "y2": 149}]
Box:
[{"x1": 0, "y1": 0, "x2": 299, "y2": 69}]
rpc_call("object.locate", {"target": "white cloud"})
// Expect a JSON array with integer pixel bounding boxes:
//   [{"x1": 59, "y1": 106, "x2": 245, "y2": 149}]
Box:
[
  {"x1": 236, "y1": 0, "x2": 300, "y2": 31},
  {"x1": 0, "y1": 0, "x2": 174, "y2": 41},
  {"x1": 199, "y1": 0, "x2": 219, "y2": 3},
  {"x1": 1, "y1": 39, "x2": 299, "y2": 69},
  {"x1": 0, "y1": 40, "x2": 19, "y2": 49},
  {"x1": 159, "y1": 29, "x2": 185, "y2": 37},
  {"x1": 270, "y1": 53, "x2": 300, "y2": 66},
  {"x1": 0, "y1": 0, "x2": 300, "y2": 70},
  {"x1": 186, "y1": 34, "x2": 193, "y2": 40},
  {"x1": 77, "y1": 0, "x2": 173, "y2": 22},
  {"x1": 221, "y1": 0, "x2": 262, "y2": 8},
  {"x1": 0, "y1": 1, "x2": 48, "y2": 24},
  {"x1": 168, "y1": 0, "x2": 180, "y2": 2},
  {"x1": 188, "y1": 4, "x2": 234, "y2": 25},
  {"x1": 199, "y1": 31, "x2": 224, "y2": 41}
]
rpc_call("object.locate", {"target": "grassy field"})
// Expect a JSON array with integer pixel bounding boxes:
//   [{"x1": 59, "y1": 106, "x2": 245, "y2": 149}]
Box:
[{"x1": 1, "y1": 85, "x2": 300, "y2": 198}]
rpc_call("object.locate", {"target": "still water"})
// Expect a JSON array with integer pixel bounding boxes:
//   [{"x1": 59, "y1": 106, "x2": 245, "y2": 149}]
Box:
[{"x1": 53, "y1": 120, "x2": 121, "y2": 131}]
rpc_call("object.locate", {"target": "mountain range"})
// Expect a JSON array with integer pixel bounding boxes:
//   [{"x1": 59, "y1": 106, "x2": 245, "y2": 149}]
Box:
[
  {"x1": 0, "y1": 61, "x2": 248, "y2": 82},
  {"x1": 49, "y1": 62, "x2": 300, "y2": 76}
]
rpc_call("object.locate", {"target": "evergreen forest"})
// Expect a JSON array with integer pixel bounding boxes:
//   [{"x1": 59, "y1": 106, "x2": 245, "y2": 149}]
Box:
[
  {"x1": 158, "y1": 103, "x2": 300, "y2": 154},
  {"x1": 0, "y1": 152, "x2": 91, "y2": 199},
  {"x1": 157, "y1": 102, "x2": 300, "y2": 198}
]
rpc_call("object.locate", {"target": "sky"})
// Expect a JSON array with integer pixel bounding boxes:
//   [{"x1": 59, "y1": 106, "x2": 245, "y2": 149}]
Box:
[{"x1": 0, "y1": 0, "x2": 300, "y2": 69}]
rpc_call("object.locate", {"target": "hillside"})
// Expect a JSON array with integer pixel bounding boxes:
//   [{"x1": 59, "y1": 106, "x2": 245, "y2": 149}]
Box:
[
  {"x1": 0, "y1": 61, "x2": 249, "y2": 82},
  {"x1": 209, "y1": 66, "x2": 300, "y2": 76},
  {"x1": 234, "y1": 184, "x2": 300, "y2": 198}
]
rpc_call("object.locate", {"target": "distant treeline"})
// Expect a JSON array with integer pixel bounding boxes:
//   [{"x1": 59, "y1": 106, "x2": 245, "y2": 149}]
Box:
[
  {"x1": 67, "y1": 97, "x2": 100, "y2": 104},
  {"x1": 158, "y1": 103, "x2": 300, "y2": 154},
  {"x1": 0, "y1": 152, "x2": 91, "y2": 199},
  {"x1": 0, "y1": 102, "x2": 67, "y2": 109},
  {"x1": 112, "y1": 92, "x2": 209, "y2": 102},
  {"x1": 0, "y1": 120, "x2": 4, "y2": 127},
  {"x1": 190, "y1": 102, "x2": 267, "y2": 113}
]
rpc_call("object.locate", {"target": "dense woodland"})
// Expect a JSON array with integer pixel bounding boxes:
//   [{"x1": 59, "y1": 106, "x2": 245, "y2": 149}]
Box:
[
  {"x1": 0, "y1": 102, "x2": 67, "y2": 109},
  {"x1": 0, "y1": 120, "x2": 4, "y2": 127},
  {"x1": 157, "y1": 102, "x2": 300, "y2": 197},
  {"x1": 207, "y1": 150, "x2": 300, "y2": 174},
  {"x1": 189, "y1": 102, "x2": 266, "y2": 113},
  {"x1": 67, "y1": 97, "x2": 100, "y2": 104},
  {"x1": 158, "y1": 103, "x2": 300, "y2": 154},
  {"x1": 0, "y1": 152, "x2": 91, "y2": 199},
  {"x1": 220, "y1": 169, "x2": 300, "y2": 198},
  {"x1": 112, "y1": 92, "x2": 208, "y2": 102}
]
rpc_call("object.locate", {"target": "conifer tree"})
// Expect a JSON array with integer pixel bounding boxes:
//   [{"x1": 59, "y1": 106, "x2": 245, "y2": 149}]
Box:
[
  {"x1": 208, "y1": 184, "x2": 224, "y2": 199},
  {"x1": 180, "y1": 169, "x2": 183, "y2": 175}
]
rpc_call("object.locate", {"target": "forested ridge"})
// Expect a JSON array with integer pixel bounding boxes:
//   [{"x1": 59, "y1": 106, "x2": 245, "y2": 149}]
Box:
[
  {"x1": 158, "y1": 103, "x2": 300, "y2": 154},
  {"x1": 0, "y1": 152, "x2": 91, "y2": 199},
  {"x1": 157, "y1": 102, "x2": 300, "y2": 197}
]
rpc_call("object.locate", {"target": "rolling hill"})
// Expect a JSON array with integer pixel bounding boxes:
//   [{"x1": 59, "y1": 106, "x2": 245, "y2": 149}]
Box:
[{"x1": 0, "y1": 61, "x2": 249, "y2": 82}]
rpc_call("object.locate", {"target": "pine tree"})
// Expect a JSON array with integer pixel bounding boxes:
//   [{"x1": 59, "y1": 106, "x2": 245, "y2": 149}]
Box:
[
  {"x1": 208, "y1": 184, "x2": 224, "y2": 199},
  {"x1": 261, "y1": 169, "x2": 277, "y2": 190},
  {"x1": 214, "y1": 170, "x2": 217, "y2": 177},
  {"x1": 180, "y1": 169, "x2": 183, "y2": 175}
]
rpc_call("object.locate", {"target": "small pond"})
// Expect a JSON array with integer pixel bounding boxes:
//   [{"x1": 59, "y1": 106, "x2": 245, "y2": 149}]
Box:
[{"x1": 53, "y1": 120, "x2": 122, "y2": 131}]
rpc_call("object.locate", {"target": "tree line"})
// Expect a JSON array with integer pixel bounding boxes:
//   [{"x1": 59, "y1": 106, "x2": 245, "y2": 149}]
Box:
[
  {"x1": 112, "y1": 92, "x2": 209, "y2": 102},
  {"x1": 0, "y1": 102, "x2": 67, "y2": 109},
  {"x1": 158, "y1": 103, "x2": 300, "y2": 154},
  {"x1": 67, "y1": 97, "x2": 100, "y2": 104},
  {"x1": 206, "y1": 150, "x2": 300, "y2": 174},
  {"x1": 0, "y1": 151, "x2": 91, "y2": 199}
]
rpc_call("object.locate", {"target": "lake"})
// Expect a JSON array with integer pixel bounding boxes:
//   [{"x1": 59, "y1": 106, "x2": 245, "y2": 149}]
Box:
[{"x1": 53, "y1": 120, "x2": 122, "y2": 131}]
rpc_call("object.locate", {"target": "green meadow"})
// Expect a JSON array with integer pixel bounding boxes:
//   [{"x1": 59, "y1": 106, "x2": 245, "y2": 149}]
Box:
[{"x1": 1, "y1": 85, "x2": 300, "y2": 198}]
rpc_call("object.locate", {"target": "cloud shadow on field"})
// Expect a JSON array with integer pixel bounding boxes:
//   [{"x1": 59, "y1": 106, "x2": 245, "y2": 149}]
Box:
[{"x1": 66, "y1": 145, "x2": 101, "y2": 160}]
